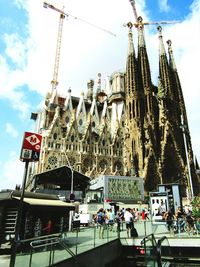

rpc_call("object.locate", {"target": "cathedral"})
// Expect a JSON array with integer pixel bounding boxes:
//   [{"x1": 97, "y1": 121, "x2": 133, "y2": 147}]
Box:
[{"x1": 30, "y1": 18, "x2": 199, "y2": 197}]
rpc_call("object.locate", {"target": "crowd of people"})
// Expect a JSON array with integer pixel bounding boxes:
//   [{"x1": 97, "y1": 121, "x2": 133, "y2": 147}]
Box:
[
  {"x1": 163, "y1": 206, "x2": 198, "y2": 235},
  {"x1": 94, "y1": 204, "x2": 199, "y2": 238},
  {"x1": 95, "y1": 206, "x2": 150, "y2": 238}
]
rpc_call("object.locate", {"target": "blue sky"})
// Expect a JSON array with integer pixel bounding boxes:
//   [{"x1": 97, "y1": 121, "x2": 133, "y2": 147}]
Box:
[{"x1": 0, "y1": 0, "x2": 199, "y2": 190}]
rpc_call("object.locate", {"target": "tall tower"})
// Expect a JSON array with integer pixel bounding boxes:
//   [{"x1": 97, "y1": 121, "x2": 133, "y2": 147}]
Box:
[
  {"x1": 29, "y1": 13, "x2": 199, "y2": 197},
  {"x1": 137, "y1": 17, "x2": 160, "y2": 191},
  {"x1": 124, "y1": 22, "x2": 144, "y2": 177}
]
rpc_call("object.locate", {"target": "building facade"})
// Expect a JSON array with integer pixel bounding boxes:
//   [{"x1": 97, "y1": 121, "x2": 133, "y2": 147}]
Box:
[{"x1": 29, "y1": 22, "x2": 199, "y2": 197}]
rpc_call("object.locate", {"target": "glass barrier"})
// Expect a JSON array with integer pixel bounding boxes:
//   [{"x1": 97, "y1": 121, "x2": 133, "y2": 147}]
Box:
[
  {"x1": 12, "y1": 218, "x2": 199, "y2": 267},
  {"x1": 119, "y1": 218, "x2": 200, "y2": 239},
  {"x1": 14, "y1": 224, "x2": 119, "y2": 267}
]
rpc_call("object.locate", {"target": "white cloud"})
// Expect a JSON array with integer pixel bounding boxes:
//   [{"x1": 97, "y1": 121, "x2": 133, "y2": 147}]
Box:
[
  {"x1": 4, "y1": 33, "x2": 27, "y2": 67},
  {"x1": 0, "y1": 152, "x2": 24, "y2": 190},
  {"x1": 5, "y1": 122, "x2": 19, "y2": 138},
  {"x1": 0, "y1": 0, "x2": 199, "y2": 164},
  {"x1": 158, "y1": 0, "x2": 170, "y2": 12}
]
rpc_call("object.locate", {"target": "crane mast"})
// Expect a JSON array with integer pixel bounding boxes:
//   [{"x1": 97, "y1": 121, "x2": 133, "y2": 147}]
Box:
[
  {"x1": 52, "y1": 13, "x2": 65, "y2": 89},
  {"x1": 43, "y1": 1, "x2": 116, "y2": 95},
  {"x1": 129, "y1": 0, "x2": 138, "y2": 24},
  {"x1": 128, "y1": 0, "x2": 180, "y2": 28},
  {"x1": 43, "y1": 2, "x2": 66, "y2": 92}
]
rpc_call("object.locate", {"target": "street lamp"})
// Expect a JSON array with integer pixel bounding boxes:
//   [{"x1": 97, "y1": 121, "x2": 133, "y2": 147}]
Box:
[{"x1": 61, "y1": 147, "x2": 74, "y2": 201}]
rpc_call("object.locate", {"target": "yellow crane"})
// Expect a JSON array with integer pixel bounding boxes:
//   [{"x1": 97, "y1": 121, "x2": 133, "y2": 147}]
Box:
[
  {"x1": 127, "y1": 0, "x2": 180, "y2": 29},
  {"x1": 43, "y1": 2, "x2": 115, "y2": 94}
]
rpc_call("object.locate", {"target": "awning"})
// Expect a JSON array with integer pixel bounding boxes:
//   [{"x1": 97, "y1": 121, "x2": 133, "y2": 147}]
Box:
[
  {"x1": 33, "y1": 166, "x2": 90, "y2": 190},
  {"x1": 12, "y1": 196, "x2": 75, "y2": 208}
]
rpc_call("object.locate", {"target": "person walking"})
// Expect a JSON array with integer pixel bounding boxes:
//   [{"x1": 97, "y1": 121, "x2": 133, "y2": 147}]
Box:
[
  {"x1": 124, "y1": 208, "x2": 133, "y2": 238},
  {"x1": 164, "y1": 209, "x2": 175, "y2": 235},
  {"x1": 141, "y1": 209, "x2": 146, "y2": 220},
  {"x1": 97, "y1": 208, "x2": 105, "y2": 238},
  {"x1": 185, "y1": 211, "x2": 196, "y2": 235},
  {"x1": 175, "y1": 206, "x2": 185, "y2": 233}
]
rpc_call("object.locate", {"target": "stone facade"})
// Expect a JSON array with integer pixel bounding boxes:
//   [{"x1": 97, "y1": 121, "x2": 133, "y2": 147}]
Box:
[{"x1": 30, "y1": 23, "x2": 199, "y2": 196}]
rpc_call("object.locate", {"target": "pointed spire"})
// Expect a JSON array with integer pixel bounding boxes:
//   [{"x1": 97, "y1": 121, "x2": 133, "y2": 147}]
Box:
[
  {"x1": 157, "y1": 26, "x2": 166, "y2": 56},
  {"x1": 64, "y1": 87, "x2": 72, "y2": 109},
  {"x1": 86, "y1": 79, "x2": 94, "y2": 101},
  {"x1": 138, "y1": 16, "x2": 146, "y2": 48},
  {"x1": 49, "y1": 88, "x2": 58, "y2": 108},
  {"x1": 127, "y1": 22, "x2": 135, "y2": 55},
  {"x1": 97, "y1": 73, "x2": 102, "y2": 93},
  {"x1": 76, "y1": 91, "x2": 85, "y2": 117},
  {"x1": 167, "y1": 40, "x2": 177, "y2": 71}
]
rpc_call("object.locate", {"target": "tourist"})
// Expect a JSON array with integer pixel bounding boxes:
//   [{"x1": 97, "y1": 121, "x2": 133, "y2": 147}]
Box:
[
  {"x1": 141, "y1": 209, "x2": 146, "y2": 220},
  {"x1": 124, "y1": 208, "x2": 133, "y2": 238},
  {"x1": 135, "y1": 208, "x2": 140, "y2": 221},
  {"x1": 144, "y1": 208, "x2": 150, "y2": 220},
  {"x1": 107, "y1": 208, "x2": 115, "y2": 231},
  {"x1": 175, "y1": 206, "x2": 185, "y2": 232},
  {"x1": 97, "y1": 208, "x2": 105, "y2": 238},
  {"x1": 185, "y1": 211, "x2": 196, "y2": 235},
  {"x1": 164, "y1": 209, "x2": 175, "y2": 235},
  {"x1": 43, "y1": 219, "x2": 53, "y2": 235}
]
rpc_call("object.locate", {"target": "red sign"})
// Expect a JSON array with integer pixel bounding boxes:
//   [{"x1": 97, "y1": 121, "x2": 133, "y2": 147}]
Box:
[{"x1": 20, "y1": 132, "x2": 42, "y2": 162}]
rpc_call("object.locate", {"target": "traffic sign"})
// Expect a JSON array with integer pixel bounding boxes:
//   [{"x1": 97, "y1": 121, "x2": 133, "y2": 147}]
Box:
[{"x1": 20, "y1": 132, "x2": 42, "y2": 162}]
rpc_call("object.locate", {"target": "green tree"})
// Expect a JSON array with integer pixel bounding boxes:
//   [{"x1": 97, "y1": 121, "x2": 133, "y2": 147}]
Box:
[{"x1": 191, "y1": 196, "x2": 200, "y2": 218}]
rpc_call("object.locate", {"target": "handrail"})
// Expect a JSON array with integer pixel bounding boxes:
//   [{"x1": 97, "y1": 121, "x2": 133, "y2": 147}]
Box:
[
  {"x1": 59, "y1": 238, "x2": 87, "y2": 267},
  {"x1": 157, "y1": 236, "x2": 170, "y2": 267},
  {"x1": 27, "y1": 233, "x2": 86, "y2": 267},
  {"x1": 29, "y1": 236, "x2": 60, "y2": 267},
  {"x1": 30, "y1": 236, "x2": 59, "y2": 248},
  {"x1": 141, "y1": 234, "x2": 171, "y2": 267}
]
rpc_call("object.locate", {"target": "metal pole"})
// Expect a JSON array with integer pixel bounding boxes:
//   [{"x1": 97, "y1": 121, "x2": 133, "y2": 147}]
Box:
[
  {"x1": 10, "y1": 160, "x2": 29, "y2": 267},
  {"x1": 71, "y1": 168, "x2": 74, "y2": 194},
  {"x1": 181, "y1": 115, "x2": 194, "y2": 199}
]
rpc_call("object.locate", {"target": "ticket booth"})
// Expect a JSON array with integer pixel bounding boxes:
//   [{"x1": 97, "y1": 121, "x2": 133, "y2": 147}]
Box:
[{"x1": 0, "y1": 190, "x2": 75, "y2": 247}]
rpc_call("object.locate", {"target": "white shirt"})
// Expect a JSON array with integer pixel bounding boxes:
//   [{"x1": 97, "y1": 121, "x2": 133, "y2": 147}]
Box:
[{"x1": 124, "y1": 210, "x2": 133, "y2": 222}]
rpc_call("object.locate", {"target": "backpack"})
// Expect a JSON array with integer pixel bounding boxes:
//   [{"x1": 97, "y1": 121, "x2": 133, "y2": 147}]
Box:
[{"x1": 97, "y1": 212, "x2": 105, "y2": 223}]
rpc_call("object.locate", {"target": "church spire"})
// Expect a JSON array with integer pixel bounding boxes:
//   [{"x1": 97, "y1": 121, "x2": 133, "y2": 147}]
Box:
[
  {"x1": 158, "y1": 26, "x2": 166, "y2": 56},
  {"x1": 137, "y1": 16, "x2": 146, "y2": 48},
  {"x1": 167, "y1": 40, "x2": 177, "y2": 71},
  {"x1": 124, "y1": 21, "x2": 144, "y2": 176},
  {"x1": 127, "y1": 22, "x2": 135, "y2": 55}
]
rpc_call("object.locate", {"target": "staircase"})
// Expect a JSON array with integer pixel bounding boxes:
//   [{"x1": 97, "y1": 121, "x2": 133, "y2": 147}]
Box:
[{"x1": 4, "y1": 208, "x2": 18, "y2": 237}]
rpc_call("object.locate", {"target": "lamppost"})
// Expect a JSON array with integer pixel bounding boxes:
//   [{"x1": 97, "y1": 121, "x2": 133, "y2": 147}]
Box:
[
  {"x1": 62, "y1": 142, "x2": 74, "y2": 231},
  {"x1": 61, "y1": 144, "x2": 74, "y2": 201},
  {"x1": 180, "y1": 115, "x2": 194, "y2": 200}
]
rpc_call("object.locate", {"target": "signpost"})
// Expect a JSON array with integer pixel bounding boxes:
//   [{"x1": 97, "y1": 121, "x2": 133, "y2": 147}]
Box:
[
  {"x1": 10, "y1": 132, "x2": 42, "y2": 267},
  {"x1": 20, "y1": 132, "x2": 42, "y2": 162}
]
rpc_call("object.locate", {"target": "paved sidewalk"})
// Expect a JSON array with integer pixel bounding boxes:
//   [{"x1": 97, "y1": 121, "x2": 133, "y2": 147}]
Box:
[{"x1": 1, "y1": 221, "x2": 199, "y2": 267}]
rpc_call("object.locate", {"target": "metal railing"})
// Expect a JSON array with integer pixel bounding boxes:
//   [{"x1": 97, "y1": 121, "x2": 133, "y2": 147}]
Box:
[
  {"x1": 14, "y1": 224, "x2": 119, "y2": 267},
  {"x1": 11, "y1": 219, "x2": 200, "y2": 267}
]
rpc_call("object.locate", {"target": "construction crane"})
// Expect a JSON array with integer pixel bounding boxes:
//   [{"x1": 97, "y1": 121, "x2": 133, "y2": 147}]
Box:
[
  {"x1": 43, "y1": 2, "x2": 115, "y2": 93},
  {"x1": 127, "y1": 0, "x2": 180, "y2": 29},
  {"x1": 129, "y1": 0, "x2": 138, "y2": 24}
]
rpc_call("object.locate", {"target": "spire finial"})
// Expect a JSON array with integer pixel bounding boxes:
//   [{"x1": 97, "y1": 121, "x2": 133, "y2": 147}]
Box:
[
  {"x1": 157, "y1": 26, "x2": 166, "y2": 56},
  {"x1": 157, "y1": 25, "x2": 162, "y2": 35},
  {"x1": 138, "y1": 16, "x2": 145, "y2": 48},
  {"x1": 137, "y1": 16, "x2": 143, "y2": 29},
  {"x1": 126, "y1": 22, "x2": 135, "y2": 55},
  {"x1": 167, "y1": 39, "x2": 177, "y2": 70},
  {"x1": 97, "y1": 73, "x2": 101, "y2": 90}
]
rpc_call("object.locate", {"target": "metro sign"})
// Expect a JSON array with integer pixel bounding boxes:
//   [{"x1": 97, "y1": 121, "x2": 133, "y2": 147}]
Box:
[
  {"x1": 24, "y1": 134, "x2": 41, "y2": 151},
  {"x1": 20, "y1": 132, "x2": 42, "y2": 162}
]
